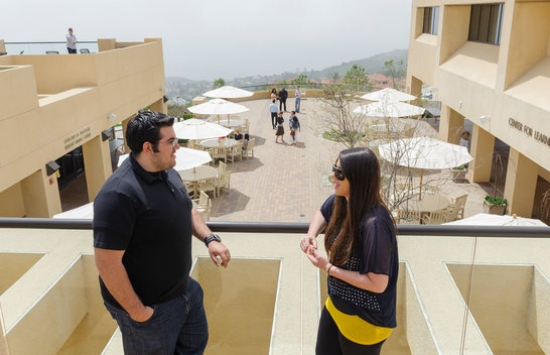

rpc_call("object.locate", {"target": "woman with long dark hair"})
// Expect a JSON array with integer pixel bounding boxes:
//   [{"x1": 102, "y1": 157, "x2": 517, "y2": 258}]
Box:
[{"x1": 300, "y1": 147, "x2": 398, "y2": 355}]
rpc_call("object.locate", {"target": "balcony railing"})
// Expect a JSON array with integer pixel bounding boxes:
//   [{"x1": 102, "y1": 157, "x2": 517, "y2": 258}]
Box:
[{"x1": 4, "y1": 41, "x2": 98, "y2": 55}]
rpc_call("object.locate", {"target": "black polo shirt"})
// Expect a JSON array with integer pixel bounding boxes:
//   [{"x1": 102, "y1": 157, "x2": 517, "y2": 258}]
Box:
[{"x1": 93, "y1": 153, "x2": 193, "y2": 308}]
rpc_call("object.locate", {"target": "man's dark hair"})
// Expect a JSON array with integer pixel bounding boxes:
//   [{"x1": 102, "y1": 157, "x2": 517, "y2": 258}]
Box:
[{"x1": 126, "y1": 111, "x2": 174, "y2": 153}]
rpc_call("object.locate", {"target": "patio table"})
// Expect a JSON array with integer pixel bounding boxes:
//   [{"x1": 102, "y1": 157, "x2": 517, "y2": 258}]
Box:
[
  {"x1": 179, "y1": 165, "x2": 218, "y2": 198},
  {"x1": 399, "y1": 193, "x2": 451, "y2": 224},
  {"x1": 217, "y1": 119, "x2": 245, "y2": 128}
]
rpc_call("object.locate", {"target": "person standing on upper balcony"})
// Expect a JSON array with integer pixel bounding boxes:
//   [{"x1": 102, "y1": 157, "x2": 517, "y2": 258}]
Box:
[
  {"x1": 93, "y1": 111, "x2": 231, "y2": 354},
  {"x1": 66, "y1": 28, "x2": 77, "y2": 54}
]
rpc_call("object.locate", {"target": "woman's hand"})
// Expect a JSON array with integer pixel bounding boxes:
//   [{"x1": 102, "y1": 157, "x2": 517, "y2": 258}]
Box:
[
  {"x1": 305, "y1": 246, "x2": 330, "y2": 271},
  {"x1": 300, "y1": 235, "x2": 317, "y2": 254}
]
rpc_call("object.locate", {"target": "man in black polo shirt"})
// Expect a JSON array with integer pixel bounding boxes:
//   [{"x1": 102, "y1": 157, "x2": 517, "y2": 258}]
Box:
[{"x1": 93, "y1": 110, "x2": 231, "y2": 354}]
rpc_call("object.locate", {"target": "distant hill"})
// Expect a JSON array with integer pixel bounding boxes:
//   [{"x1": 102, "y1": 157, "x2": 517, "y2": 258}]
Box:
[
  {"x1": 165, "y1": 49, "x2": 409, "y2": 101},
  {"x1": 308, "y1": 49, "x2": 408, "y2": 81}
]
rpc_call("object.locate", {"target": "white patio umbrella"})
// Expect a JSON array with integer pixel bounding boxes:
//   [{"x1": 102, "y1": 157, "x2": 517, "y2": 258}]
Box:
[
  {"x1": 445, "y1": 213, "x2": 548, "y2": 227},
  {"x1": 118, "y1": 147, "x2": 212, "y2": 172},
  {"x1": 353, "y1": 101, "x2": 426, "y2": 118},
  {"x1": 173, "y1": 118, "x2": 233, "y2": 140},
  {"x1": 378, "y1": 137, "x2": 473, "y2": 199},
  {"x1": 202, "y1": 85, "x2": 254, "y2": 99},
  {"x1": 361, "y1": 88, "x2": 416, "y2": 102},
  {"x1": 53, "y1": 202, "x2": 94, "y2": 219},
  {"x1": 187, "y1": 98, "x2": 249, "y2": 123}
]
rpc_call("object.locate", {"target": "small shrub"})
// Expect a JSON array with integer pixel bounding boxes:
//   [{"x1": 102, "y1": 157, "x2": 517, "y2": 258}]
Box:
[{"x1": 484, "y1": 195, "x2": 507, "y2": 205}]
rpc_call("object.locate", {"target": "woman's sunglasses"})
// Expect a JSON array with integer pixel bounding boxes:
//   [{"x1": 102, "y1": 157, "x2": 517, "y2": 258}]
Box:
[{"x1": 332, "y1": 164, "x2": 345, "y2": 181}]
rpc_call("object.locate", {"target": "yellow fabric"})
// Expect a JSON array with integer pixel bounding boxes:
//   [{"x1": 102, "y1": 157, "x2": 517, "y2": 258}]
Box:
[{"x1": 325, "y1": 297, "x2": 393, "y2": 345}]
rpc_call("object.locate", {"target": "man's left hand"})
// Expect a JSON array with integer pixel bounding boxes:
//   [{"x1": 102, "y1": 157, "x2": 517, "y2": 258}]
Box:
[{"x1": 208, "y1": 242, "x2": 231, "y2": 268}]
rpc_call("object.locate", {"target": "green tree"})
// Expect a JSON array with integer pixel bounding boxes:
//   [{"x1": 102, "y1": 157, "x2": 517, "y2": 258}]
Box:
[
  {"x1": 316, "y1": 85, "x2": 367, "y2": 149},
  {"x1": 291, "y1": 73, "x2": 310, "y2": 86},
  {"x1": 383, "y1": 59, "x2": 406, "y2": 89},
  {"x1": 212, "y1": 78, "x2": 225, "y2": 89},
  {"x1": 342, "y1": 64, "x2": 372, "y2": 92}
]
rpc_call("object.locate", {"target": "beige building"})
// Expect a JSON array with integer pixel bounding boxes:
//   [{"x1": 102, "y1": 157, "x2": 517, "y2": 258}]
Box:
[
  {"x1": 0, "y1": 38, "x2": 167, "y2": 218},
  {"x1": 406, "y1": 0, "x2": 550, "y2": 220}
]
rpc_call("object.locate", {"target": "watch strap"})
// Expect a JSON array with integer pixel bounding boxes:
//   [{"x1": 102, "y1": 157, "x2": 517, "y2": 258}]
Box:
[{"x1": 204, "y1": 233, "x2": 221, "y2": 247}]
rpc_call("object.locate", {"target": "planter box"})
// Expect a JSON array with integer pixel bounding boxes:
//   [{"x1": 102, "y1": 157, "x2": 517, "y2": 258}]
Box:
[
  {"x1": 452, "y1": 168, "x2": 467, "y2": 183},
  {"x1": 483, "y1": 201, "x2": 507, "y2": 215}
]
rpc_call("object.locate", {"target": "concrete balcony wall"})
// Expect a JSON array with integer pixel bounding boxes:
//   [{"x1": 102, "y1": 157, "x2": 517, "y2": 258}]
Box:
[
  {"x1": 1, "y1": 228, "x2": 549, "y2": 354},
  {"x1": 3, "y1": 255, "x2": 116, "y2": 355},
  {"x1": 191, "y1": 257, "x2": 280, "y2": 354},
  {"x1": 0, "y1": 253, "x2": 43, "y2": 296},
  {"x1": 448, "y1": 264, "x2": 549, "y2": 354}
]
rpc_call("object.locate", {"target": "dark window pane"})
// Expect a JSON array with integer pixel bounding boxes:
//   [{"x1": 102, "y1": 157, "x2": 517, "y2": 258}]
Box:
[
  {"x1": 469, "y1": 4, "x2": 503, "y2": 45},
  {"x1": 423, "y1": 7, "x2": 433, "y2": 34}
]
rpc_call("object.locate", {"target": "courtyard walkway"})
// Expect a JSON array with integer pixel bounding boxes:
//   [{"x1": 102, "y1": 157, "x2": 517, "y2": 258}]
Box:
[{"x1": 208, "y1": 96, "x2": 493, "y2": 223}]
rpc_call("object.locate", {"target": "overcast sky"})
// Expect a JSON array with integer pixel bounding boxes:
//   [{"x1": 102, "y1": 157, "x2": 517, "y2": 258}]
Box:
[{"x1": 1, "y1": 0, "x2": 412, "y2": 80}]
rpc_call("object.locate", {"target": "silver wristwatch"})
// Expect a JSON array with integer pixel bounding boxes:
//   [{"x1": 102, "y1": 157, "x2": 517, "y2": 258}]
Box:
[{"x1": 204, "y1": 233, "x2": 222, "y2": 247}]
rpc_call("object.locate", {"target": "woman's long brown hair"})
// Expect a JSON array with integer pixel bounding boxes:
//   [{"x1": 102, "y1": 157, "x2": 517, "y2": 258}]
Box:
[{"x1": 324, "y1": 147, "x2": 388, "y2": 266}]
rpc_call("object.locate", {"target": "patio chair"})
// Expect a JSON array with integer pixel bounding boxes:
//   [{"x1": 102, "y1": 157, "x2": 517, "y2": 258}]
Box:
[
  {"x1": 241, "y1": 118, "x2": 250, "y2": 134},
  {"x1": 216, "y1": 171, "x2": 231, "y2": 195},
  {"x1": 218, "y1": 161, "x2": 227, "y2": 175},
  {"x1": 183, "y1": 180, "x2": 196, "y2": 198},
  {"x1": 192, "y1": 190, "x2": 211, "y2": 221},
  {"x1": 396, "y1": 208, "x2": 422, "y2": 224},
  {"x1": 46, "y1": 51, "x2": 59, "y2": 54},
  {"x1": 227, "y1": 143, "x2": 243, "y2": 163},
  {"x1": 198, "y1": 178, "x2": 218, "y2": 198},
  {"x1": 449, "y1": 194, "x2": 468, "y2": 220},
  {"x1": 208, "y1": 147, "x2": 226, "y2": 164},
  {"x1": 243, "y1": 138, "x2": 255, "y2": 159},
  {"x1": 424, "y1": 208, "x2": 454, "y2": 225},
  {"x1": 79, "y1": 48, "x2": 90, "y2": 54}
]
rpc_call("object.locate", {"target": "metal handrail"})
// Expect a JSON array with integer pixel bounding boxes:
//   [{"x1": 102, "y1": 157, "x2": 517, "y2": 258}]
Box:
[
  {"x1": 0, "y1": 217, "x2": 548, "y2": 238},
  {"x1": 5, "y1": 41, "x2": 97, "y2": 45}
]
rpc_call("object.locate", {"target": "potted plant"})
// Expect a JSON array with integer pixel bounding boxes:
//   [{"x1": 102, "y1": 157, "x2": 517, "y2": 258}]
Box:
[
  {"x1": 482, "y1": 152, "x2": 507, "y2": 215},
  {"x1": 483, "y1": 195, "x2": 507, "y2": 215},
  {"x1": 451, "y1": 165, "x2": 467, "y2": 183}
]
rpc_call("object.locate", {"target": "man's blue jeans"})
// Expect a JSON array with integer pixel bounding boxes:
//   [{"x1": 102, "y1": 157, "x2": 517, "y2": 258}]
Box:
[
  {"x1": 104, "y1": 278, "x2": 208, "y2": 355},
  {"x1": 295, "y1": 97, "x2": 301, "y2": 113}
]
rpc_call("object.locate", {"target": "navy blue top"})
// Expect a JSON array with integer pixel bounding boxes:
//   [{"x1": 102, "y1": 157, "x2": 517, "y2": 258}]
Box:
[
  {"x1": 320, "y1": 194, "x2": 399, "y2": 328},
  {"x1": 93, "y1": 154, "x2": 193, "y2": 308}
]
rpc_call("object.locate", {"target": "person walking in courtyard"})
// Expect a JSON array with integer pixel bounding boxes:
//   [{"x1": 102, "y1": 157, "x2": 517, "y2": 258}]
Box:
[
  {"x1": 269, "y1": 99, "x2": 279, "y2": 129},
  {"x1": 289, "y1": 111, "x2": 301, "y2": 145},
  {"x1": 93, "y1": 110, "x2": 231, "y2": 354},
  {"x1": 300, "y1": 147, "x2": 399, "y2": 355},
  {"x1": 275, "y1": 111, "x2": 285, "y2": 144},
  {"x1": 279, "y1": 87, "x2": 288, "y2": 112},
  {"x1": 271, "y1": 87, "x2": 278, "y2": 101},
  {"x1": 66, "y1": 28, "x2": 77, "y2": 54},
  {"x1": 295, "y1": 85, "x2": 302, "y2": 113}
]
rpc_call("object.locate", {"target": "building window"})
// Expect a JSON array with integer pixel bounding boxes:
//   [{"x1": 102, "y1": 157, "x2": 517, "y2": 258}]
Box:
[
  {"x1": 422, "y1": 7, "x2": 440, "y2": 35},
  {"x1": 469, "y1": 4, "x2": 504, "y2": 45}
]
